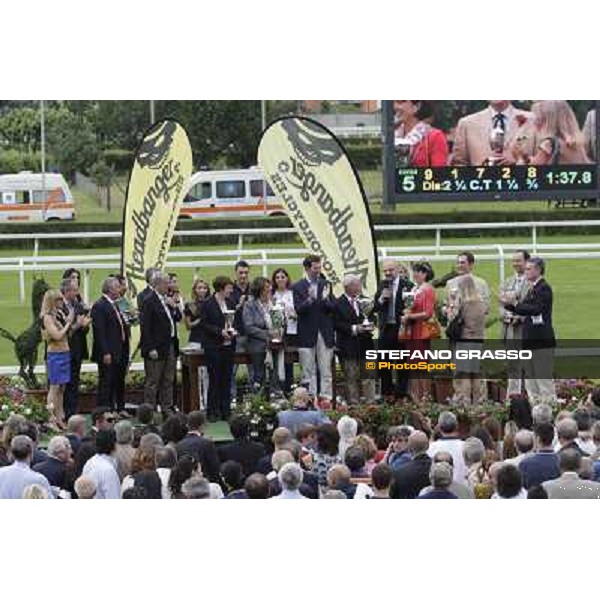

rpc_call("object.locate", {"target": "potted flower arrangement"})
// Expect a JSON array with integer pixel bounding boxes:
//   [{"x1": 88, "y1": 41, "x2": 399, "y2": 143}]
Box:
[{"x1": 0, "y1": 376, "x2": 49, "y2": 426}]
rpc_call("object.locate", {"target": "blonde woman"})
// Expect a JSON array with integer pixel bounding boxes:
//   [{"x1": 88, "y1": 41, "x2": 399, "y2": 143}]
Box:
[
  {"x1": 512, "y1": 101, "x2": 590, "y2": 165},
  {"x1": 450, "y1": 275, "x2": 486, "y2": 405},
  {"x1": 41, "y1": 290, "x2": 74, "y2": 430}
]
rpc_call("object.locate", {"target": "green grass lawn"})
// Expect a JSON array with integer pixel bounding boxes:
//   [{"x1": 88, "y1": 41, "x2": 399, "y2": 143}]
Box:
[{"x1": 0, "y1": 232, "x2": 598, "y2": 366}]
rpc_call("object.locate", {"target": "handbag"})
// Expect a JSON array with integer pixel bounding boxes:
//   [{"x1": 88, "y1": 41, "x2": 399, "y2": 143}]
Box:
[{"x1": 445, "y1": 310, "x2": 464, "y2": 341}]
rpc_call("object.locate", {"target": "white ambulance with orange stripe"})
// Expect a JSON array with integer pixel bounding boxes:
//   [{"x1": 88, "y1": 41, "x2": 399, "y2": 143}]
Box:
[
  {"x1": 179, "y1": 167, "x2": 286, "y2": 219},
  {"x1": 0, "y1": 172, "x2": 75, "y2": 221}
]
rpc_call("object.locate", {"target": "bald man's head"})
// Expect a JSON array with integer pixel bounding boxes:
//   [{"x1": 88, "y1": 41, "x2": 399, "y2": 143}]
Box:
[
  {"x1": 382, "y1": 259, "x2": 399, "y2": 281},
  {"x1": 408, "y1": 431, "x2": 429, "y2": 455}
]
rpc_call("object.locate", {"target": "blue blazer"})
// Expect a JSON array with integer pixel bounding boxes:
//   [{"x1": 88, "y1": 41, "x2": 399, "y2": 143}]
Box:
[{"x1": 292, "y1": 278, "x2": 335, "y2": 348}]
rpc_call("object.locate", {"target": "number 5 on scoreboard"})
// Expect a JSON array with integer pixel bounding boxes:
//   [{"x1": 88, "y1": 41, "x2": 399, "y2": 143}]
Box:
[{"x1": 402, "y1": 174, "x2": 415, "y2": 192}]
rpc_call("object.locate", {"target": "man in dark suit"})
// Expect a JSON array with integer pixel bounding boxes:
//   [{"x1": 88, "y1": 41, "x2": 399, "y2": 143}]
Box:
[
  {"x1": 91, "y1": 277, "x2": 130, "y2": 413},
  {"x1": 230, "y1": 260, "x2": 252, "y2": 400},
  {"x1": 140, "y1": 271, "x2": 179, "y2": 413},
  {"x1": 334, "y1": 274, "x2": 375, "y2": 404},
  {"x1": 175, "y1": 411, "x2": 220, "y2": 483},
  {"x1": 32, "y1": 435, "x2": 72, "y2": 490},
  {"x1": 519, "y1": 422, "x2": 560, "y2": 489},
  {"x1": 61, "y1": 277, "x2": 91, "y2": 419},
  {"x1": 137, "y1": 267, "x2": 161, "y2": 313},
  {"x1": 389, "y1": 431, "x2": 432, "y2": 499},
  {"x1": 502, "y1": 257, "x2": 556, "y2": 404},
  {"x1": 218, "y1": 415, "x2": 266, "y2": 479},
  {"x1": 292, "y1": 255, "x2": 336, "y2": 401},
  {"x1": 375, "y1": 259, "x2": 414, "y2": 399}
]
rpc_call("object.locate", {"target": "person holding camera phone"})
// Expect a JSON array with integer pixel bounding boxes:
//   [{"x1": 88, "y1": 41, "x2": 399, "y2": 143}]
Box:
[
  {"x1": 60, "y1": 275, "x2": 91, "y2": 419},
  {"x1": 375, "y1": 259, "x2": 415, "y2": 401}
]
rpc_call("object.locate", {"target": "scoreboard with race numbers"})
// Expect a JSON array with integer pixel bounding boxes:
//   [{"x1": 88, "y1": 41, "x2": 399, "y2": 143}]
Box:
[{"x1": 382, "y1": 100, "x2": 599, "y2": 203}]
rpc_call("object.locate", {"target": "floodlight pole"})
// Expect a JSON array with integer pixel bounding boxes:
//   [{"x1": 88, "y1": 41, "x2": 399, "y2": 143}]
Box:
[
  {"x1": 261, "y1": 100, "x2": 266, "y2": 132},
  {"x1": 150, "y1": 100, "x2": 156, "y2": 124},
  {"x1": 40, "y1": 100, "x2": 46, "y2": 200}
]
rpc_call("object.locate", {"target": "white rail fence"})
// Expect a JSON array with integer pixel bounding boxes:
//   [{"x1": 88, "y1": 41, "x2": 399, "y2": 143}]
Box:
[
  {"x1": 2, "y1": 245, "x2": 600, "y2": 304},
  {"x1": 1, "y1": 220, "x2": 599, "y2": 302},
  {"x1": 2, "y1": 219, "x2": 600, "y2": 256}
]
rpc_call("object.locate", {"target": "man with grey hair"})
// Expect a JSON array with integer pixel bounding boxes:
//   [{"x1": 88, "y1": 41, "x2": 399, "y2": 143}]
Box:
[
  {"x1": 137, "y1": 267, "x2": 162, "y2": 312},
  {"x1": 32, "y1": 435, "x2": 72, "y2": 491},
  {"x1": 0, "y1": 436, "x2": 53, "y2": 499},
  {"x1": 91, "y1": 276, "x2": 130, "y2": 413},
  {"x1": 375, "y1": 258, "x2": 414, "y2": 399},
  {"x1": 543, "y1": 449, "x2": 600, "y2": 499},
  {"x1": 74, "y1": 475, "x2": 97, "y2": 499},
  {"x1": 501, "y1": 256, "x2": 556, "y2": 404},
  {"x1": 114, "y1": 420, "x2": 135, "y2": 480},
  {"x1": 504, "y1": 430, "x2": 535, "y2": 467},
  {"x1": 427, "y1": 411, "x2": 466, "y2": 484},
  {"x1": 181, "y1": 476, "x2": 211, "y2": 499},
  {"x1": 333, "y1": 274, "x2": 375, "y2": 404},
  {"x1": 140, "y1": 271, "x2": 179, "y2": 413},
  {"x1": 532, "y1": 403, "x2": 553, "y2": 426},
  {"x1": 390, "y1": 431, "x2": 432, "y2": 499},
  {"x1": 273, "y1": 462, "x2": 307, "y2": 499},
  {"x1": 419, "y1": 451, "x2": 474, "y2": 499},
  {"x1": 66, "y1": 414, "x2": 86, "y2": 455},
  {"x1": 418, "y1": 462, "x2": 458, "y2": 499},
  {"x1": 555, "y1": 417, "x2": 588, "y2": 457},
  {"x1": 463, "y1": 436, "x2": 487, "y2": 490}
]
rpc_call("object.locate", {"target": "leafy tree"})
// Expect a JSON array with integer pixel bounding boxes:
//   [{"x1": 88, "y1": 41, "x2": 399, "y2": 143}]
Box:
[{"x1": 46, "y1": 106, "x2": 99, "y2": 181}]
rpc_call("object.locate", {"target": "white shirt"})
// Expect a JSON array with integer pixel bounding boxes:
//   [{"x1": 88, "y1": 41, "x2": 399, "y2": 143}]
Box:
[
  {"x1": 427, "y1": 438, "x2": 467, "y2": 484},
  {"x1": 272, "y1": 489, "x2": 308, "y2": 499},
  {"x1": 83, "y1": 454, "x2": 121, "y2": 499},
  {"x1": 157, "y1": 467, "x2": 171, "y2": 499},
  {"x1": 491, "y1": 488, "x2": 527, "y2": 500}
]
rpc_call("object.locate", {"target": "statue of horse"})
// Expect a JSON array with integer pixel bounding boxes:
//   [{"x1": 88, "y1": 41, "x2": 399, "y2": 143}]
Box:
[{"x1": 0, "y1": 277, "x2": 50, "y2": 389}]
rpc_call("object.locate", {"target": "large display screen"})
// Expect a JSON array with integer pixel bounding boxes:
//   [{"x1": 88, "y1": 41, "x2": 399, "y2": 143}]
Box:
[{"x1": 383, "y1": 100, "x2": 599, "y2": 202}]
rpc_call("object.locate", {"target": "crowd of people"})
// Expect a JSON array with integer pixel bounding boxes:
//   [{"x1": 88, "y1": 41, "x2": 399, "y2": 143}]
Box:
[
  {"x1": 2, "y1": 388, "x2": 600, "y2": 499},
  {"x1": 0, "y1": 242, "x2": 568, "y2": 499},
  {"x1": 394, "y1": 100, "x2": 595, "y2": 168},
  {"x1": 28, "y1": 243, "x2": 564, "y2": 419},
  {"x1": 32, "y1": 248, "x2": 558, "y2": 429}
]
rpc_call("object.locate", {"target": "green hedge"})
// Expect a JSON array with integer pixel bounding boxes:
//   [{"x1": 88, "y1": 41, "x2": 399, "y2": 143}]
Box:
[
  {"x1": 102, "y1": 148, "x2": 134, "y2": 173},
  {"x1": 345, "y1": 144, "x2": 382, "y2": 169},
  {"x1": 1, "y1": 210, "x2": 599, "y2": 250},
  {"x1": 0, "y1": 150, "x2": 43, "y2": 174}
]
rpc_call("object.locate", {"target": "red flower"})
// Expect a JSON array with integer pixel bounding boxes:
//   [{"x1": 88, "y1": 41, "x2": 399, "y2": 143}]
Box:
[{"x1": 515, "y1": 114, "x2": 527, "y2": 127}]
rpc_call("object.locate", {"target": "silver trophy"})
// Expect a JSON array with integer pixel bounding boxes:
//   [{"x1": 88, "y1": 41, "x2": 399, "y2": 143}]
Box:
[
  {"x1": 223, "y1": 309, "x2": 236, "y2": 345},
  {"x1": 488, "y1": 125, "x2": 505, "y2": 165},
  {"x1": 356, "y1": 296, "x2": 375, "y2": 331},
  {"x1": 395, "y1": 141, "x2": 412, "y2": 168},
  {"x1": 269, "y1": 304, "x2": 285, "y2": 344}
]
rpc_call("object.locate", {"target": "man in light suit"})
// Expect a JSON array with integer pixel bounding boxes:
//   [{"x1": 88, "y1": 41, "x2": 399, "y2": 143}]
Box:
[
  {"x1": 499, "y1": 250, "x2": 531, "y2": 400},
  {"x1": 501, "y1": 257, "x2": 556, "y2": 404},
  {"x1": 452, "y1": 101, "x2": 537, "y2": 166},
  {"x1": 444, "y1": 252, "x2": 490, "y2": 315},
  {"x1": 543, "y1": 449, "x2": 600, "y2": 499}
]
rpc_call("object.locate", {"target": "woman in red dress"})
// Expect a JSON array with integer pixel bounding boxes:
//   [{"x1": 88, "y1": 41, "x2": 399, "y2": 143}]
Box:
[
  {"x1": 394, "y1": 101, "x2": 449, "y2": 167},
  {"x1": 399, "y1": 262, "x2": 437, "y2": 402}
]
